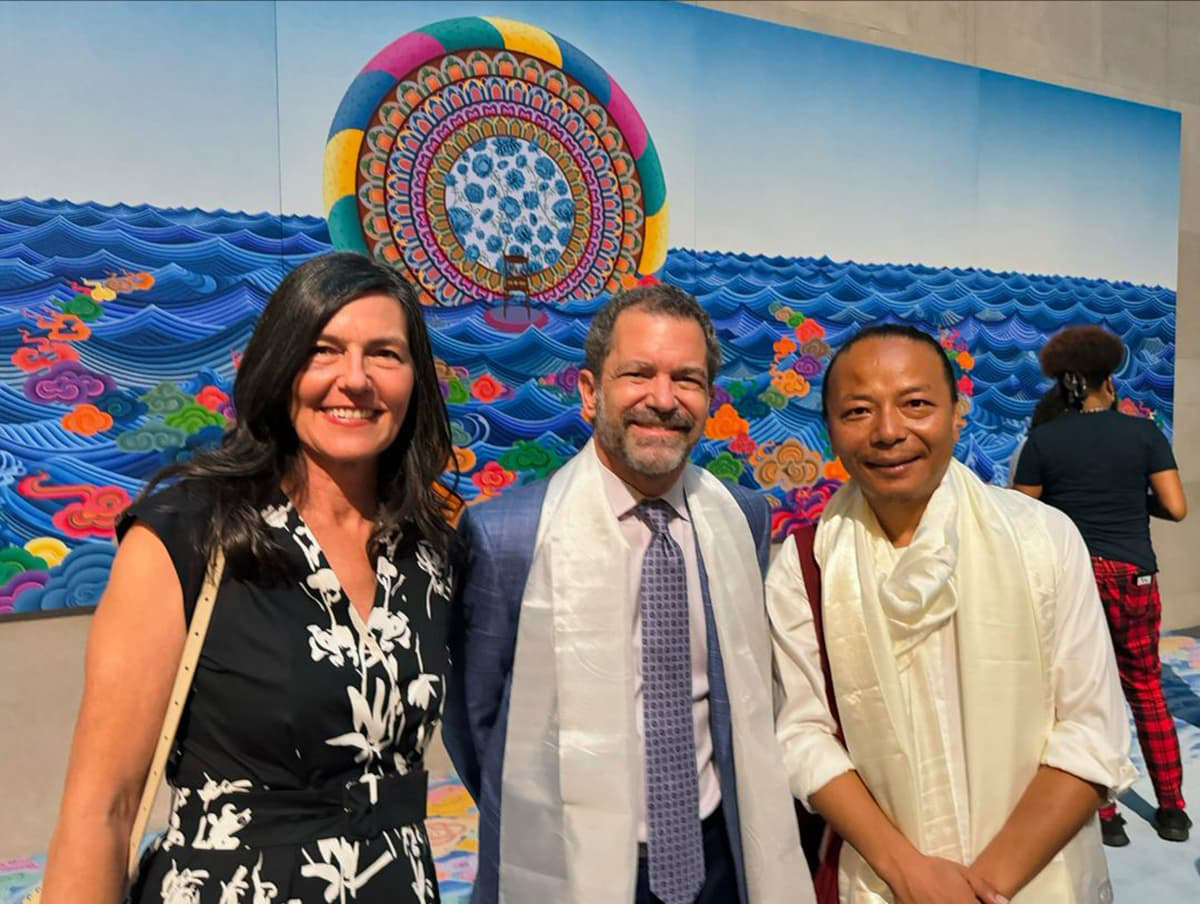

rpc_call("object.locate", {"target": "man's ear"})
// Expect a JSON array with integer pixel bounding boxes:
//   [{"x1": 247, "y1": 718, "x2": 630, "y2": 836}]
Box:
[{"x1": 578, "y1": 368, "x2": 599, "y2": 423}]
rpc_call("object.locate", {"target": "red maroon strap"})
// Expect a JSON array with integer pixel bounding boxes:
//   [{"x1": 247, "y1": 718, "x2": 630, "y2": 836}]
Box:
[
  {"x1": 792, "y1": 525, "x2": 840, "y2": 729},
  {"x1": 791, "y1": 524, "x2": 843, "y2": 904}
]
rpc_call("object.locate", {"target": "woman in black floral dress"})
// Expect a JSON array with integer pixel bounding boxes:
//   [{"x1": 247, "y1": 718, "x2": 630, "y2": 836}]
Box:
[{"x1": 42, "y1": 253, "x2": 461, "y2": 903}]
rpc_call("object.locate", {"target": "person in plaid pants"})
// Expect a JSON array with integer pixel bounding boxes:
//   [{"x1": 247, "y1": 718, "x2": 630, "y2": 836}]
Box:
[
  {"x1": 1015, "y1": 325, "x2": 1190, "y2": 845},
  {"x1": 1091, "y1": 561, "x2": 1185, "y2": 824}
]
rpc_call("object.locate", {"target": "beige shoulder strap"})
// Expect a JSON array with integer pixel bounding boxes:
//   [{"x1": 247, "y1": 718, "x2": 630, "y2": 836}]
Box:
[
  {"x1": 125, "y1": 546, "x2": 226, "y2": 876},
  {"x1": 24, "y1": 548, "x2": 226, "y2": 903}
]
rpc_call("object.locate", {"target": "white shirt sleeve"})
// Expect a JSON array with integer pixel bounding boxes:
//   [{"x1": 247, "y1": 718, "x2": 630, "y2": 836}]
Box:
[
  {"x1": 766, "y1": 534, "x2": 856, "y2": 809},
  {"x1": 1038, "y1": 506, "x2": 1138, "y2": 799}
]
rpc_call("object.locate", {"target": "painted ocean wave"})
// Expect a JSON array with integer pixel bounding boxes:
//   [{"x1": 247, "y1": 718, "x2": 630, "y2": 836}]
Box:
[{"x1": 0, "y1": 197, "x2": 1176, "y2": 615}]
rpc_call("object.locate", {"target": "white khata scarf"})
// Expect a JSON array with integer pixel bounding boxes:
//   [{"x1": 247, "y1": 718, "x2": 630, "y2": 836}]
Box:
[
  {"x1": 498, "y1": 441, "x2": 811, "y2": 903},
  {"x1": 816, "y1": 459, "x2": 1107, "y2": 903}
]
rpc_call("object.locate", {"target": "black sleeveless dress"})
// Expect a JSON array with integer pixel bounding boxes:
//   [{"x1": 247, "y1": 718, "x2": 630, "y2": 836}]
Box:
[{"x1": 119, "y1": 483, "x2": 454, "y2": 903}]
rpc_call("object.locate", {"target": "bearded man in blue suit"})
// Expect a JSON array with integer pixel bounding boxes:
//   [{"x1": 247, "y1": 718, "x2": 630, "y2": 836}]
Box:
[{"x1": 443, "y1": 285, "x2": 811, "y2": 904}]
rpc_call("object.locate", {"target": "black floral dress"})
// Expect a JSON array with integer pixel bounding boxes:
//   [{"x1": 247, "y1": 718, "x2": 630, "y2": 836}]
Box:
[{"x1": 119, "y1": 483, "x2": 454, "y2": 903}]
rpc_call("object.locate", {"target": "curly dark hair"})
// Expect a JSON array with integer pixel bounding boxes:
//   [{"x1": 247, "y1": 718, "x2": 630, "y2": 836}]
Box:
[
  {"x1": 1038, "y1": 325, "x2": 1124, "y2": 410},
  {"x1": 138, "y1": 252, "x2": 460, "y2": 579},
  {"x1": 582, "y1": 284, "x2": 721, "y2": 382}
]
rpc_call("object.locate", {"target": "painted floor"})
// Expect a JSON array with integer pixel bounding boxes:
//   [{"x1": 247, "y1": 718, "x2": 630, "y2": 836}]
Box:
[{"x1": 4, "y1": 635, "x2": 1199, "y2": 902}]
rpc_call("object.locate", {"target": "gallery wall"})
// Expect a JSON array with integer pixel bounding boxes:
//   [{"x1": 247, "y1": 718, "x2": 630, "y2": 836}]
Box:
[{"x1": 0, "y1": 0, "x2": 1192, "y2": 859}]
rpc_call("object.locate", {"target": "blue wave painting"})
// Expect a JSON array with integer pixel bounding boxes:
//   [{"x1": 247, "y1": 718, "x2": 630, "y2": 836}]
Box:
[{"x1": 0, "y1": 197, "x2": 1176, "y2": 615}]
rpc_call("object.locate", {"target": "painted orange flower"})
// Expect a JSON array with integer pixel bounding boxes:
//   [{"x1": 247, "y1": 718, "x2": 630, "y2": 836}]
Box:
[
  {"x1": 451, "y1": 446, "x2": 477, "y2": 472},
  {"x1": 753, "y1": 439, "x2": 823, "y2": 490},
  {"x1": 824, "y1": 458, "x2": 850, "y2": 482},
  {"x1": 773, "y1": 336, "x2": 797, "y2": 361},
  {"x1": 61, "y1": 403, "x2": 113, "y2": 436},
  {"x1": 704, "y1": 403, "x2": 749, "y2": 440},
  {"x1": 471, "y1": 461, "x2": 516, "y2": 497},
  {"x1": 956, "y1": 351, "x2": 975, "y2": 370},
  {"x1": 471, "y1": 374, "x2": 505, "y2": 403},
  {"x1": 771, "y1": 370, "x2": 810, "y2": 398}
]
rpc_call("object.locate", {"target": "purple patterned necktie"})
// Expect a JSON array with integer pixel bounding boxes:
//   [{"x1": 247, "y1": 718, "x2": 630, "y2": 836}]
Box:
[{"x1": 635, "y1": 499, "x2": 704, "y2": 904}]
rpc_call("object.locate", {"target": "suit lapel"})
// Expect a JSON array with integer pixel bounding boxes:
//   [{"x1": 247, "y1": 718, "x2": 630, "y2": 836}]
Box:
[{"x1": 694, "y1": 534, "x2": 750, "y2": 904}]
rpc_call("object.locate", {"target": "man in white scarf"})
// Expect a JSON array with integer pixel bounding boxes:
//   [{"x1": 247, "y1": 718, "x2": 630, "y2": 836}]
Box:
[
  {"x1": 444, "y1": 286, "x2": 810, "y2": 904},
  {"x1": 767, "y1": 324, "x2": 1135, "y2": 904}
]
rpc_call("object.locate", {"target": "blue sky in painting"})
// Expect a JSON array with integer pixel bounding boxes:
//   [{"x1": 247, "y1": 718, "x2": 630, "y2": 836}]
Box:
[{"x1": 0, "y1": 0, "x2": 1180, "y2": 286}]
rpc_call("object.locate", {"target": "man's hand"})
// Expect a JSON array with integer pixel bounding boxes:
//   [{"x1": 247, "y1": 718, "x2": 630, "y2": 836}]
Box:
[
  {"x1": 808, "y1": 773, "x2": 1008, "y2": 904},
  {"x1": 885, "y1": 851, "x2": 1007, "y2": 904},
  {"x1": 969, "y1": 767, "x2": 1104, "y2": 898}
]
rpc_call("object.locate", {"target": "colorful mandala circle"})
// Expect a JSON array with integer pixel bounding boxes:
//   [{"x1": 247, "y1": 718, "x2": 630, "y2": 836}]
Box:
[{"x1": 323, "y1": 16, "x2": 668, "y2": 305}]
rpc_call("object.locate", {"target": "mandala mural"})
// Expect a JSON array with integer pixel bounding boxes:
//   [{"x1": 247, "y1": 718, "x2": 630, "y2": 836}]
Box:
[{"x1": 323, "y1": 16, "x2": 668, "y2": 308}]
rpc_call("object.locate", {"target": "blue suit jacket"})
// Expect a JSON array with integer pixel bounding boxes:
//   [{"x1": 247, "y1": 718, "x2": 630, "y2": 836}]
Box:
[{"x1": 442, "y1": 474, "x2": 771, "y2": 904}]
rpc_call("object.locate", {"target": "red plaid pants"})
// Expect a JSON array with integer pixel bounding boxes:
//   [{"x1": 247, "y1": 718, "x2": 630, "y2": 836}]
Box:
[{"x1": 1092, "y1": 557, "x2": 1185, "y2": 819}]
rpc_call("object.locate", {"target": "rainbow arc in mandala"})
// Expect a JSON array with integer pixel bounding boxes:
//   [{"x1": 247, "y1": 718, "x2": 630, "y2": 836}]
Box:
[{"x1": 323, "y1": 16, "x2": 669, "y2": 305}]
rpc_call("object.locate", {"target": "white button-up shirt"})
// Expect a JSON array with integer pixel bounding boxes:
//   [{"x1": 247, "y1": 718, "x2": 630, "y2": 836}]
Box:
[{"x1": 598, "y1": 460, "x2": 722, "y2": 841}]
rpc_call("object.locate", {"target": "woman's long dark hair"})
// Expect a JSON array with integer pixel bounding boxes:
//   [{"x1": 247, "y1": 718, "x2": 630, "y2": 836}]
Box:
[
  {"x1": 141, "y1": 252, "x2": 459, "y2": 578},
  {"x1": 1030, "y1": 386, "x2": 1070, "y2": 428}
]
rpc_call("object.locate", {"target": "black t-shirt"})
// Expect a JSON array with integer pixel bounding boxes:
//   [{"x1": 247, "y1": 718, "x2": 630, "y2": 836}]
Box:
[{"x1": 1014, "y1": 409, "x2": 1177, "y2": 572}]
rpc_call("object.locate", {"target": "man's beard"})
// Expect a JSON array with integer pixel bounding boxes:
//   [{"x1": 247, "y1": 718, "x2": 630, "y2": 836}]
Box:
[{"x1": 593, "y1": 395, "x2": 697, "y2": 478}]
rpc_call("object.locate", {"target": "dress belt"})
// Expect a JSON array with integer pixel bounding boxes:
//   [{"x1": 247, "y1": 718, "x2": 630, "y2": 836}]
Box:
[{"x1": 194, "y1": 769, "x2": 429, "y2": 847}]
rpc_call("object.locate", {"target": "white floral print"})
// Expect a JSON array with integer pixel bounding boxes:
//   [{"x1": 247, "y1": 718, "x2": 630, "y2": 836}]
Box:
[
  {"x1": 308, "y1": 623, "x2": 360, "y2": 668},
  {"x1": 160, "y1": 860, "x2": 210, "y2": 904},
  {"x1": 414, "y1": 540, "x2": 452, "y2": 618},
  {"x1": 218, "y1": 863, "x2": 251, "y2": 904},
  {"x1": 163, "y1": 786, "x2": 191, "y2": 850},
  {"x1": 377, "y1": 555, "x2": 399, "y2": 586},
  {"x1": 300, "y1": 837, "x2": 395, "y2": 901},
  {"x1": 401, "y1": 826, "x2": 434, "y2": 904},
  {"x1": 406, "y1": 674, "x2": 439, "y2": 710},
  {"x1": 325, "y1": 678, "x2": 402, "y2": 766},
  {"x1": 193, "y1": 803, "x2": 252, "y2": 851},
  {"x1": 197, "y1": 775, "x2": 253, "y2": 808},
  {"x1": 137, "y1": 493, "x2": 452, "y2": 902},
  {"x1": 306, "y1": 567, "x2": 343, "y2": 607},
  {"x1": 367, "y1": 607, "x2": 412, "y2": 653},
  {"x1": 261, "y1": 505, "x2": 289, "y2": 529},
  {"x1": 216, "y1": 856, "x2": 286, "y2": 904},
  {"x1": 292, "y1": 523, "x2": 323, "y2": 572}
]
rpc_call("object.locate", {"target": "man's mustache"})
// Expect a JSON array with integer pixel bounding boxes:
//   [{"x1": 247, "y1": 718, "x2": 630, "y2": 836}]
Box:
[{"x1": 623, "y1": 410, "x2": 695, "y2": 432}]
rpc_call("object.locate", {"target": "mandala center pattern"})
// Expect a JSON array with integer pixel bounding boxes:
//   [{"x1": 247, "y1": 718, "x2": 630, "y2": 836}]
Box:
[
  {"x1": 325, "y1": 17, "x2": 669, "y2": 305},
  {"x1": 443, "y1": 136, "x2": 575, "y2": 275}
]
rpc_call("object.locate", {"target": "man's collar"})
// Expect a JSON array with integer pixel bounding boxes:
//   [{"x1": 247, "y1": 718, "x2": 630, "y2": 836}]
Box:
[{"x1": 591, "y1": 441, "x2": 689, "y2": 522}]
